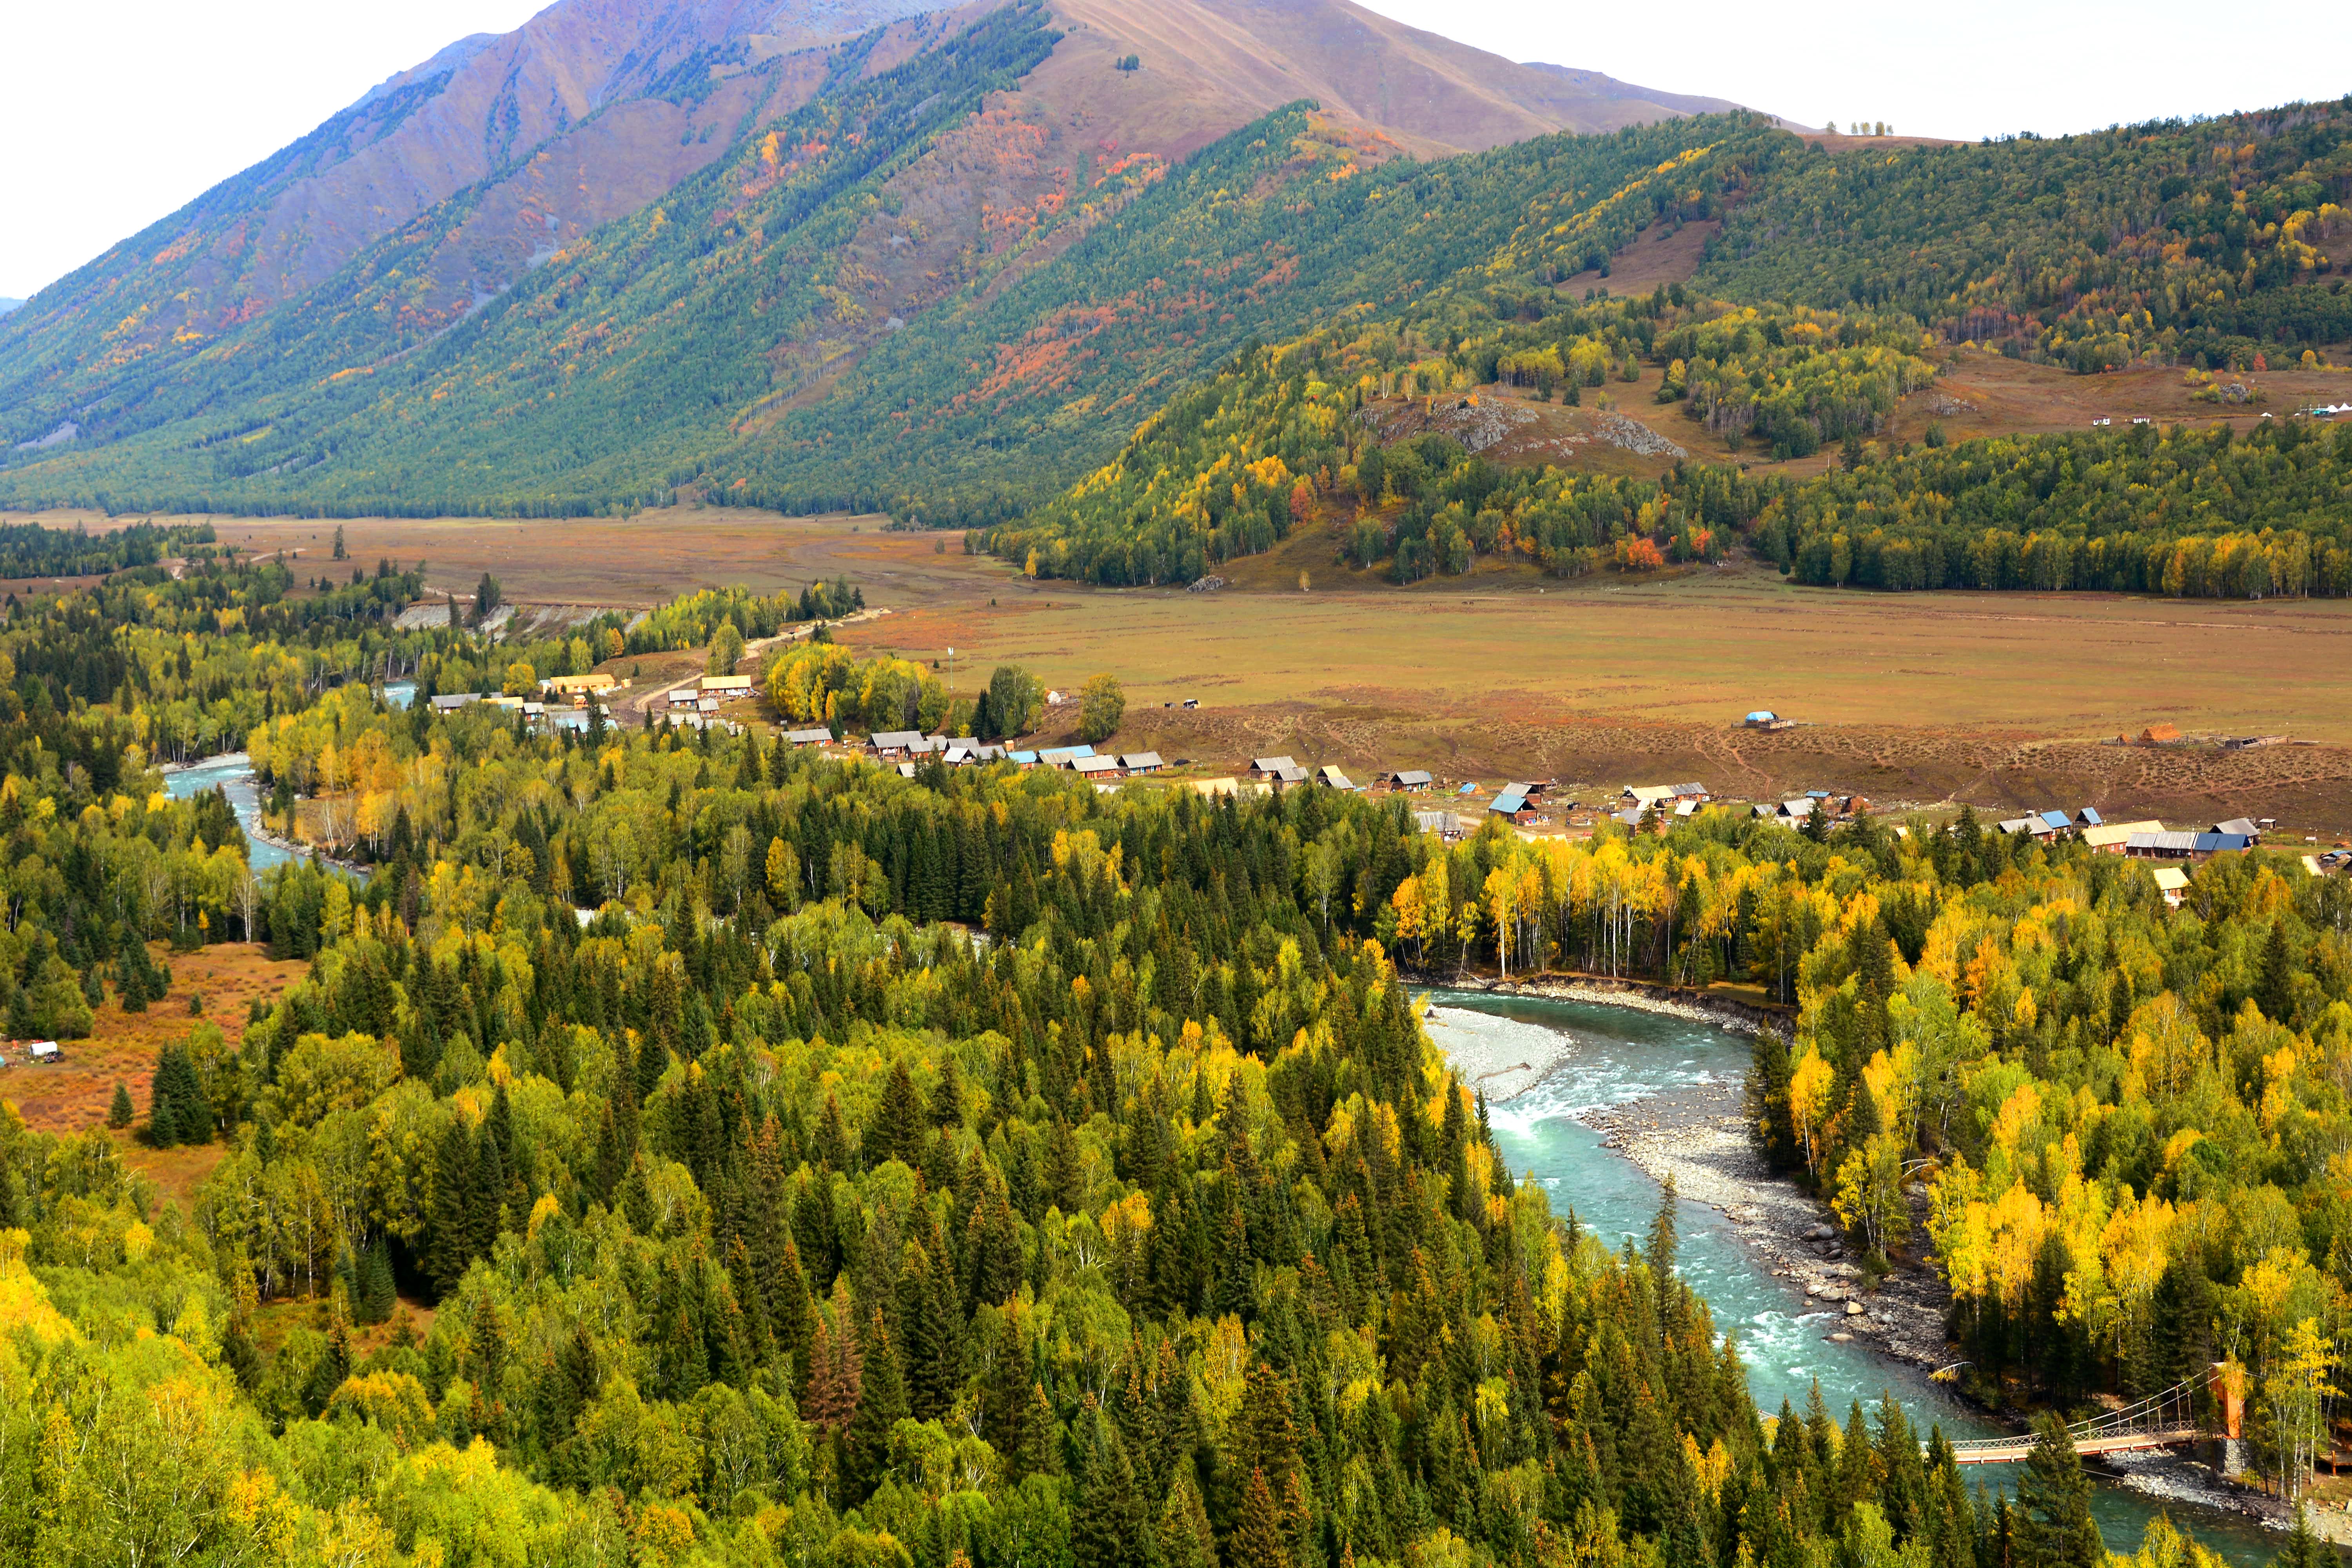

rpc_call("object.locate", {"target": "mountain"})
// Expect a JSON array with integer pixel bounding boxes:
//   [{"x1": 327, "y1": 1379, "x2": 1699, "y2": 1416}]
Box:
[
  {"x1": 0, "y1": 300, "x2": 20, "y2": 318},
  {"x1": 0, "y1": 0, "x2": 1748, "y2": 517}
]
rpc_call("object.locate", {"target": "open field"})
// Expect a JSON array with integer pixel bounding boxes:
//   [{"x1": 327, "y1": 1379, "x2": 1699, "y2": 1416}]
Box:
[
  {"x1": 796, "y1": 532, "x2": 2352, "y2": 832},
  {"x1": 3, "y1": 942, "x2": 308, "y2": 1139},
  {"x1": 15, "y1": 445, "x2": 2352, "y2": 835}
]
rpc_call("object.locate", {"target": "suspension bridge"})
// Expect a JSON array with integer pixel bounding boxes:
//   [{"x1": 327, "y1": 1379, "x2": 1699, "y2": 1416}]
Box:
[{"x1": 1937, "y1": 1377, "x2": 2207, "y2": 1465}]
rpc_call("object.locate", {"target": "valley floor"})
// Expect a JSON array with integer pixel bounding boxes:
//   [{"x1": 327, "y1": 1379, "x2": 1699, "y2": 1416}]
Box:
[{"x1": 17, "y1": 502, "x2": 2352, "y2": 837}]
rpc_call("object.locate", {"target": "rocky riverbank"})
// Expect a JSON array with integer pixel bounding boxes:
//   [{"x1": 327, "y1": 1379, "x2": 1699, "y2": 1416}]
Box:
[
  {"x1": 1442, "y1": 973, "x2": 1792, "y2": 1038},
  {"x1": 1424, "y1": 978, "x2": 1949, "y2": 1371},
  {"x1": 1425, "y1": 984, "x2": 2316, "y2": 1546},
  {"x1": 1581, "y1": 1073, "x2": 1959, "y2": 1375}
]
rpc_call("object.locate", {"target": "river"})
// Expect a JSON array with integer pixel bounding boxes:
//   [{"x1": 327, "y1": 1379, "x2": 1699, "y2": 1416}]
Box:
[
  {"x1": 163, "y1": 753, "x2": 296, "y2": 872},
  {"x1": 160, "y1": 682, "x2": 413, "y2": 873},
  {"x1": 1421, "y1": 988, "x2": 2300, "y2": 1566}
]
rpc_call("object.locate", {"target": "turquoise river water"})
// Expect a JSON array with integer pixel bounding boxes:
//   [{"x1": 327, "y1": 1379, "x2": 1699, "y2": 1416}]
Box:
[{"x1": 1421, "y1": 988, "x2": 2303, "y2": 1566}]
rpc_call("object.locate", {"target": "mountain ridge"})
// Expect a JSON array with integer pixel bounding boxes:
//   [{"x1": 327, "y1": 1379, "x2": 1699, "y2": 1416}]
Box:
[{"x1": 0, "y1": 0, "x2": 1731, "y2": 399}]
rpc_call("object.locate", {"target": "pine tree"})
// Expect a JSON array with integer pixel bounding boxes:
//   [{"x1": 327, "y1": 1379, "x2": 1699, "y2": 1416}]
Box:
[
  {"x1": 147, "y1": 1042, "x2": 210, "y2": 1146},
  {"x1": 428, "y1": 1119, "x2": 475, "y2": 1298},
  {"x1": 869, "y1": 1060, "x2": 923, "y2": 1169},
  {"x1": 2276, "y1": 1508, "x2": 2330, "y2": 1568},
  {"x1": 845, "y1": 1310, "x2": 908, "y2": 1499},
  {"x1": 929, "y1": 1054, "x2": 964, "y2": 1128},
  {"x1": 983, "y1": 1304, "x2": 1041, "y2": 1470},
  {"x1": 1158, "y1": 1467, "x2": 1220, "y2": 1568},
  {"x1": 804, "y1": 1308, "x2": 864, "y2": 1436},
  {"x1": 1646, "y1": 1170, "x2": 1679, "y2": 1278},
  {"x1": 1232, "y1": 1362, "x2": 1301, "y2": 1495},
  {"x1": 815, "y1": 1092, "x2": 855, "y2": 1171},
  {"x1": 1230, "y1": 1467, "x2": 1294, "y2": 1568},
  {"x1": 107, "y1": 1081, "x2": 132, "y2": 1129},
  {"x1": 2259, "y1": 918, "x2": 2296, "y2": 1023},
  {"x1": 1073, "y1": 1404, "x2": 1156, "y2": 1568},
  {"x1": 2011, "y1": 1413, "x2": 2101, "y2": 1568},
  {"x1": 357, "y1": 1236, "x2": 397, "y2": 1324}
]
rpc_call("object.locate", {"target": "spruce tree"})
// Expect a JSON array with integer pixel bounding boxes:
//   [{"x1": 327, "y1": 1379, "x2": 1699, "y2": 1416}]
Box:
[
  {"x1": 2011, "y1": 1413, "x2": 2101, "y2": 1568},
  {"x1": 1646, "y1": 1170, "x2": 1679, "y2": 1278},
  {"x1": 869, "y1": 1060, "x2": 923, "y2": 1169},
  {"x1": 1073, "y1": 1405, "x2": 1155, "y2": 1568},
  {"x1": 148, "y1": 1042, "x2": 210, "y2": 1146},
  {"x1": 107, "y1": 1081, "x2": 132, "y2": 1129},
  {"x1": 2259, "y1": 918, "x2": 2296, "y2": 1023},
  {"x1": 845, "y1": 1308, "x2": 909, "y2": 1497},
  {"x1": 357, "y1": 1236, "x2": 397, "y2": 1324},
  {"x1": 1230, "y1": 1467, "x2": 1294, "y2": 1568},
  {"x1": 2276, "y1": 1508, "x2": 2330, "y2": 1568}
]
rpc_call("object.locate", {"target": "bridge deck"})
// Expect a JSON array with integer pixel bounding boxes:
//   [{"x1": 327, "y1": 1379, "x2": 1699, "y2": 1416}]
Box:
[{"x1": 1944, "y1": 1426, "x2": 2202, "y2": 1465}]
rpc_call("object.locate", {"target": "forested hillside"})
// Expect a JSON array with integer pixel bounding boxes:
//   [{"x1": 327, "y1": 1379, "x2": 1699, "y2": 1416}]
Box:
[
  {"x1": 0, "y1": 519, "x2": 2305, "y2": 1566},
  {"x1": 0, "y1": 91, "x2": 1782, "y2": 524},
  {"x1": 988, "y1": 101, "x2": 2352, "y2": 597},
  {"x1": 1756, "y1": 419, "x2": 2352, "y2": 594},
  {"x1": 1402, "y1": 807, "x2": 2352, "y2": 1508},
  {"x1": 978, "y1": 291, "x2": 1932, "y2": 584},
  {"x1": 0, "y1": 6, "x2": 1069, "y2": 519},
  {"x1": 7, "y1": 35, "x2": 2346, "y2": 533},
  {"x1": 1695, "y1": 101, "x2": 2352, "y2": 373}
]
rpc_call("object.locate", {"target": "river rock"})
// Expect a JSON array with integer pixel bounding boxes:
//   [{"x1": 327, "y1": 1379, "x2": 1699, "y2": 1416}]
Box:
[
  {"x1": 1803, "y1": 1223, "x2": 1837, "y2": 1241},
  {"x1": 1844, "y1": 1299, "x2": 1866, "y2": 1316}
]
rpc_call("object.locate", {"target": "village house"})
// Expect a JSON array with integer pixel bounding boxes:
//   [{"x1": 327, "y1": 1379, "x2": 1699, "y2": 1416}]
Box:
[
  {"x1": 700, "y1": 673, "x2": 754, "y2": 696},
  {"x1": 2125, "y1": 829, "x2": 2255, "y2": 861},
  {"x1": 545, "y1": 672, "x2": 617, "y2": 706},
  {"x1": 2082, "y1": 819, "x2": 2163, "y2": 854},
  {"x1": 2151, "y1": 866, "x2": 2190, "y2": 908},
  {"x1": 1378, "y1": 769, "x2": 1434, "y2": 793},
  {"x1": 1039, "y1": 745, "x2": 1096, "y2": 769},
  {"x1": 431, "y1": 692, "x2": 483, "y2": 712},
  {"x1": 1622, "y1": 782, "x2": 1708, "y2": 811},
  {"x1": 2212, "y1": 817, "x2": 2261, "y2": 843},
  {"x1": 784, "y1": 727, "x2": 833, "y2": 748},
  {"x1": 1118, "y1": 751, "x2": 1164, "y2": 775},
  {"x1": 1414, "y1": 809, "x2": 1470, "y2": 841},
  {"x1": 1316, "y1": 765, "x2": 1356, "y2": 791},
  {"x1": 1489, "y1": 787, "x2": 1537, "y2": 825},
  {"x1": 1071, "y1": 755, "x2": 1122, "y2": 781},
  {"x1": 868, "y1": 730, "x2": 926, "y2": 758},
  {"x1": 1247, "y1": 755, "x2": 1309, "y2": 791}
]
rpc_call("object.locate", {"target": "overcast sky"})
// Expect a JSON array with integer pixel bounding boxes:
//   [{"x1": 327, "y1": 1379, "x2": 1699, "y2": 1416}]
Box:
[
  {"x1": 2, "y1": 0, "x2": 547, "y2": 300},
  {"x1": 1358, "y1": 0, "x2": 2348, "y2": 142},
  {"x1": 2, "y1": 0, "x2": 2343, "y2": 300}
]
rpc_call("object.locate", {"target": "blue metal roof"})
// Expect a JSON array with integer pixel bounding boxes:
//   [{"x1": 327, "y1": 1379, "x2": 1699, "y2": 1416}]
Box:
[
  {"x1": 1746, "y1": 711, "x2": 1777, "y2": 722},
  {"x1": 1490, "y1": 791, "x2": 1528, "y2": 814},
  {"x1": 2040, "y1": 810, "x2": 2071, "y2": 830},
  {"x1": 1457, "y1": 782, "x2": 1478, "y2": 796}
]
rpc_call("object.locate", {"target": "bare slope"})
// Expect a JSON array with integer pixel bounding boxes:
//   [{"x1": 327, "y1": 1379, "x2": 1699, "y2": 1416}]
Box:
[
  {"x1": 0, "y1": 0, "x2": 1738, "y2": 447},
  {"x1": 2, "y1": 0, "x2": 930, "y2": 383},
  {"x1": 1040, "y1": 0, "x2": 1747, "y2": 160}
]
